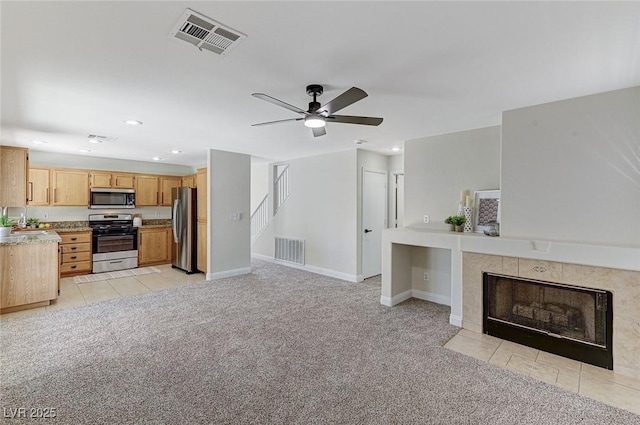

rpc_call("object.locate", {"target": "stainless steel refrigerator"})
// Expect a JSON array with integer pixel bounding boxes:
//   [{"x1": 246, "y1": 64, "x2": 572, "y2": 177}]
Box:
[{"x1": 171, "y1": 187, "x2": 198, "y2": 273}]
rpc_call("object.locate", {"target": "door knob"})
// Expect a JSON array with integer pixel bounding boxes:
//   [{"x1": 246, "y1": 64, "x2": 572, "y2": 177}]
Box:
[{"x1": 364, "y1": 229, "x2": 373, "y2": 233}]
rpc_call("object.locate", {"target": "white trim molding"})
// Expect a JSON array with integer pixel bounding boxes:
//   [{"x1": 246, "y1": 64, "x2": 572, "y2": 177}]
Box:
[
  {"x1": 206, "y1": 267, "x2": 252, "y2": 281},
  {"x1": 251, "y1": 253, "x2": 359, "y2": 282},
  {"x1": 411, "y1": 289, "x2": 451, "y2": 306}
]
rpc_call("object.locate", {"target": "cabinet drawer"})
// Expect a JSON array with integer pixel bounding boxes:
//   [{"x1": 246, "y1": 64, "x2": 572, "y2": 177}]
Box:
[
  {"x1": 60, "y1": 233, "x2": 91, "y2": 244},
  {"x1": 60, "y1": 261, "x2": 91, "y2": 274},
  {"x1": 60, "y1": 242, "x2": 91, "y2": 253},
  {"x1": 62, "y1": 251, "x2": 91, "y2": 263}
]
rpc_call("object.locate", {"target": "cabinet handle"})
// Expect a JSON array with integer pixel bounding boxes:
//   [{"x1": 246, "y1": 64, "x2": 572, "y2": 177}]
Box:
[
  {"x1": 70, "y1": 247, "x2": 77, "y2": 251},
  {"x1": 71, "y1": 237, "x2": 77, "y2": 241},
  {"x1": 46, "y1": 188, "x2": 49, "y2": 203},
  {"x1": 28, "y1": 182, "x2": 34, "y2": 201},
  {"x1": 70, "y1": 256, "x2": 77, "y2": 259},
  {"x1": 70, "y1": 265, "x2": 77, "y2": 269},
  {"x1": 115, "y1": 177, "x2": 118, "y2": 186},
  {"x1": 54, "y1": 188, "x2": 57, "y2": 203}
]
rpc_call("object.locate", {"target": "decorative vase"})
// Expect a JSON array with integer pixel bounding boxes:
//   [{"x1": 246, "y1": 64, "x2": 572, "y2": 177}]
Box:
[
  {"x1": 463, "y1": 207, "x2": 473, "y2": 233},
  {"x1": 0, "y1": 227, "x2": 11, "y2": 237}
]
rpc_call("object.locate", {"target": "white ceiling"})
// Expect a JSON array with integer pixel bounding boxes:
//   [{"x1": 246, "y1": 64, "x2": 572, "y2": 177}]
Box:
[{"x1": 1, "y1": 1, "x2": 639, "y2": 167}]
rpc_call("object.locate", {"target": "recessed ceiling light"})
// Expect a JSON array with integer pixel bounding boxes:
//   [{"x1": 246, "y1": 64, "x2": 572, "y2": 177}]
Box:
[
  {"x1": 124, "y1": 119, "x2": 143, "y2": 126},
  {"x1": 79, "y1": 149, "x2": 91, "y2": 153},
  {"x1": 88, "y1": 139, "x2": 102, "y2": 144},
  {"x1": 390, "y1": 147, "x2": 402, "y2": 152},
  {"x1": 354, "y1": 139, "x2": 367, "y2": 145},
  {"x1": 152, "y1": 156, "x2": 162, "y2": 161},
  {"x1": 32, "y1": 140, "x2": 47, "y2": 144},
  {"x1": 170, "y1": 150, "x2": 182, "y2": 154}
]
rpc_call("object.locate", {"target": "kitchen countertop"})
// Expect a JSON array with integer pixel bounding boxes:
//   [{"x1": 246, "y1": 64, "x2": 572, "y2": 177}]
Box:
[{"x1": 0, "y1": 230, "x2": 62, "y2": 246}]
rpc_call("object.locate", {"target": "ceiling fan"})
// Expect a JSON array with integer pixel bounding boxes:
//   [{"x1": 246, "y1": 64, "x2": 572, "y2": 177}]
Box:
[{"x1": 251, "y1": 85, "x2": 383, "y2": 137}]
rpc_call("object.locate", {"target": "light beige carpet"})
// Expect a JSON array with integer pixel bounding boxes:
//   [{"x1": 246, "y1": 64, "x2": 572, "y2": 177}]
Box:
[{"x1": 73, "y1": 266, "x2": 161, "y2": 283}]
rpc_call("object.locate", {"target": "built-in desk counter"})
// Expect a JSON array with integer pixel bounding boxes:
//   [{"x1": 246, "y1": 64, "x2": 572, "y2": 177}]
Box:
[{"x1": 382, "y1": 227, "x2": 640, "y2": 327}]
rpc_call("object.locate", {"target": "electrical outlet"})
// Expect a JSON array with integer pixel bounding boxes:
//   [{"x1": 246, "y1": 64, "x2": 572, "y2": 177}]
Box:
[
  {"x1": 423, "y1": 215, "x2": 430, "y2": 224},
  {"x1": 43, "y1": 213, "x2": 49, "y2": 219},
  {"x1": 423, "y1": 272, "x2": 430, "y2": 281}
]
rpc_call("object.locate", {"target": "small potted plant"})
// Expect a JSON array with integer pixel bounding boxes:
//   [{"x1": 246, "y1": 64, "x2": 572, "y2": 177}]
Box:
[
  {"x1": 0, "y1": 211, "x2": 15, "y2": 237},
  {"x1": 26, "y1": 217, "x2": 40, "y2": 229},
  {"x1": 444, "y1": 215, "x2": 466, "y2": 232}
]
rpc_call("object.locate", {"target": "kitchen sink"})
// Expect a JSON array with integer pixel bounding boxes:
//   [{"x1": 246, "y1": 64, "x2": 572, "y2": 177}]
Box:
[{"x1": 11, "y1": 230, "x2": 48, "y2": 235}]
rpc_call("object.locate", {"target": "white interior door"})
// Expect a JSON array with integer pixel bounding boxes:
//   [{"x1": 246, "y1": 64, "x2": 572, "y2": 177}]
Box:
[{"x1": 362, "y1": 169, "x2": 387, "y2": 279}]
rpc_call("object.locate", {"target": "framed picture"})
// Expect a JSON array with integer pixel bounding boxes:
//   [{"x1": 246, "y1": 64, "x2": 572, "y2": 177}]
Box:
[{"x1": 474, "y1": 190, "x2": 500, "y2": 234}]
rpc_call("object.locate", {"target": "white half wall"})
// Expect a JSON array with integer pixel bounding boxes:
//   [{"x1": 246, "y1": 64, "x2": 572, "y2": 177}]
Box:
[
  {"x1": 501, "y1": 86, "x2": 640, "y2": 247},
  {"x1": 404, "y1": 126, "x2": 502, "y2": 230}
]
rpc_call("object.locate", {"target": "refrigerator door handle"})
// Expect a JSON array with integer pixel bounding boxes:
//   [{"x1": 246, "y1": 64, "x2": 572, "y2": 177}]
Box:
[{"x1": 172, "y1": 198, "x2": 180, "y2": 243}]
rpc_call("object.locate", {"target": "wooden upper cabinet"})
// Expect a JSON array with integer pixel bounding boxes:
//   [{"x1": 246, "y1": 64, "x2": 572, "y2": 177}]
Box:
[
  {"x1": 181, "y1": 174, "x2": 197, "y2": 188},
  {"x1": 0, "y1": 146, "x2": 29, "y2": 207},
  {"x1": 89, "y1": 171, "x2": 135, "y2": 189},
  {"x1": 113, "y1": 173, "x2": 134, "y2": 189},
  {"x1": 196, "y1": 168, "x2": 207, "y2": 220},
  {"x1": 51, "y1": 169, "x2": 89, "y2": 206},
  {"x1": 159, "y1": 176, "x2": 181, "y2": 206},
  {"x1": 28, "y1": 168, "x2": 50, "y2": 206},
  {"x1": 89, "y1": 171, "x2": 112, "y2": 188},
  {"x1": 135, "y1": 175, "x2": 159, "y2": 206}
]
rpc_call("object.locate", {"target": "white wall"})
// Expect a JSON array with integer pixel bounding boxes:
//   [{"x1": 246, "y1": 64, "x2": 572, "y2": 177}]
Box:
[
  {"x1": 207, "y1": 149, "x2": 251, "y2": 278},
  {"x1": 252, "y1": 150, "x2": 359, "y2": 279},
  {"x1": 404, "y1": 126, "x2": 501, "y2": 230},
  {"x1": 250, "y1": 161, "x2": 269, "y2": 212},
  {"x1": 501, "y1": 86, "x2": 640, "y2": 247},
  {"x1": 411, "y1": 247, "x2": 452, "y2": 305}
]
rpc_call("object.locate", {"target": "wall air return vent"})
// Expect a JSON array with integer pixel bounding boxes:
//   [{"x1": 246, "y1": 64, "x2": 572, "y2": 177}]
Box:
[{"x1": 169, "y1": 8, "x2": 247, "y2": 56}]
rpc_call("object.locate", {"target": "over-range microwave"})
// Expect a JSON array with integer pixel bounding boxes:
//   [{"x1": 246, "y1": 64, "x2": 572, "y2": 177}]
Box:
[{"x1": 89, "y1": 188, "x2": 135, "y2": 209}]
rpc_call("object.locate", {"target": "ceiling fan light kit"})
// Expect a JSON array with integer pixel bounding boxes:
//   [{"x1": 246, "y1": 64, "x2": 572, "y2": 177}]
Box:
[
  {"x1": 252, "y1": 84, "x2": 383, "y2": 137},
  {"x1": 304, "y1": 115, "x2": 326, "y2": 128}
]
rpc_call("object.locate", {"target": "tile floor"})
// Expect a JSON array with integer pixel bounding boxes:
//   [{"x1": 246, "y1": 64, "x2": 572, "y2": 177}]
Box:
[
  {"x1": 445, "y1": 328, "x2": 640, "y2": 416},
  {"x1": 0, "y1": 264, "x2": 206, "y2": 320}
]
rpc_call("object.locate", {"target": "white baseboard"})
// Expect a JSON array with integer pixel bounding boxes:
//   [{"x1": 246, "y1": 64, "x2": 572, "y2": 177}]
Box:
[
  {"x1": 449, "y1": 314, "x2": 463, "y2": 327},
  {"x1": 381, "y1": 290, "x2": 452, "y2": 309},
  {"x1": 380, "y1": 290, "x2": 412, "y2": 306},
  {"x1": 411, "y1": 289, "x2": 451, "y2": 306},
  {"x1": 206, "y1": 267, "x2": 252, "y2": 281},
  {"x1": 250, "y1": 253, "x2": 359, "y2": 282}
]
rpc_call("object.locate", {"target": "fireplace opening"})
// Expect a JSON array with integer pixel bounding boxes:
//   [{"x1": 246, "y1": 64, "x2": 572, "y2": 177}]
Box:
[{"x1": 483, "y1": 273, "x2": 613, "y2": 369}]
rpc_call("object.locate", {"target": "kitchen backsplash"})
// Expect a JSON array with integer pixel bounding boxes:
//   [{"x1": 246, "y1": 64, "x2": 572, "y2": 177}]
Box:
[{"x1": 7, "y1": 206, "x2": 172, "y2": 222}]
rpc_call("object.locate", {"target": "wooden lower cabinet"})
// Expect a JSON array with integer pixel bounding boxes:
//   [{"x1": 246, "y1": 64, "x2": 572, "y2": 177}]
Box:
[
  {"x1": 197, "y1": 220, "x2": 207, "y2": 273},
  {"x1": 139, "y1": 227, "x2": 171, "y2": 266},
  {"x1": 0, "y1": 242, "x2": 59, "y2": 313},
  {"x1": 59, "y1": 231, "x2": 92, "y2": 276}
]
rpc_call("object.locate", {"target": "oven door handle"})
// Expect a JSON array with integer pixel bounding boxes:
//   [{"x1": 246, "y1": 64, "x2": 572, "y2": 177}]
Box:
[
  {"x1": 95, "y1": 233, "x2": 135, "y2": 238},
  {"x1": 172, "y1": 198, "x2": 180, "y2": 243}
]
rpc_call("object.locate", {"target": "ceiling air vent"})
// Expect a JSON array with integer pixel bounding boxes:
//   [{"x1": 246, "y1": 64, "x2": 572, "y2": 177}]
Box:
[
  {"x1": 169, "y1": 8, "x2": 247, "y2": 56},
  {"x1": 87, "y1": 134, "x2": 116, "y2": 143}
]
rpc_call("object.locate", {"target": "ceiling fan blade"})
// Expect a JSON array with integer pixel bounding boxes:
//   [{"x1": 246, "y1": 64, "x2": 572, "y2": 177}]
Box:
[
  {"x1": 252, "y1": 118, "x2": 303, "y2": 127},
  {"x1": 312, "y1": 127, "x2": 326, "y2": 137},
  {"x1": 317, "y1": 87, "x2": 367, "y2": 115},
  {"x1": 252, "y1": 93, "x2": 308, "y2": 115},
  {"x1": 327, "y1": 115, "x2": 383, "y2": 126}
]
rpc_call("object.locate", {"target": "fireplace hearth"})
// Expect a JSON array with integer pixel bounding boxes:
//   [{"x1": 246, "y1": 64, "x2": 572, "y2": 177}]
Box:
[{"x1": 483, "y1": 272, "x2": 613, "y2": 369}]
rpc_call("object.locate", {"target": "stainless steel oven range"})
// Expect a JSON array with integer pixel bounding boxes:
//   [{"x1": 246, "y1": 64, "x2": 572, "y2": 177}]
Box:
[{"x1": 89, "y1": 214, "x2": 138, "y2": 273}]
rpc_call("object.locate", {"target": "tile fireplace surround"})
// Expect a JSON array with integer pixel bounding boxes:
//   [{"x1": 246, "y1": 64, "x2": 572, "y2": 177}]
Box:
[{"x1": 381, "y1": 228, "x2": 640, "y2": 378}]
